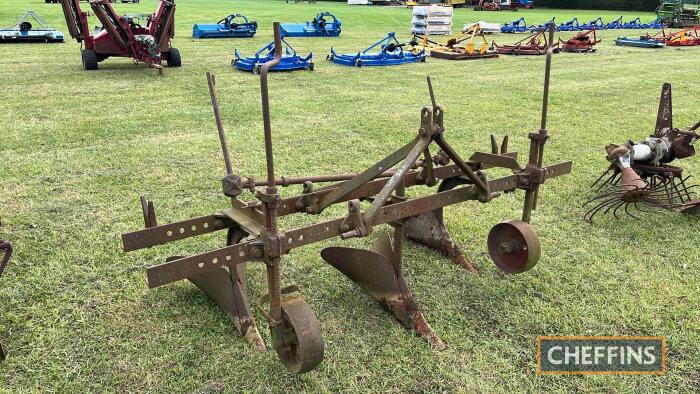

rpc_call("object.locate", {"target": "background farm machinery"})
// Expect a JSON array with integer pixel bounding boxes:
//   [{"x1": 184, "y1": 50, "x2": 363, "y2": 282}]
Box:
[
  {"x1": 193, "y1": 14, "x2": 257, "y2": 39},
  {"x1": 0, "y1": 10, "x2": 64, "y2": 43},
  {"x1": 58, "y1": 0, "x2": 179, "y2": 72},
  {"x1": 559, "y1": 29, "x2": 600, "y2": 52},
  {"x1": 328, "y1": 32, "x2": 425, "y2": 67},
  {"x1": 493, "y1": 23, "x2": 560, "y2": 55},
  {"x1": 586, "y1": 84, "x2": 700, "y2": 221},
  {"x1": 121, "y1": 22, "x2": 570, "y2": 373},
  {"x1": 413, "y1": 23, "x2": 499, "y2": 59},
  {"x1": 233, "y1": 35, "x2": 313, "y2": 73},
  {"x1": 281, "y1": 12, "x2": 341, "y2": 37}
]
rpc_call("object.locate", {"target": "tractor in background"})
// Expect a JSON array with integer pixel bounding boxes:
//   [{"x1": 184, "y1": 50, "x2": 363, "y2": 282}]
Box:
[{"x1": 656, "y1": 0, "x2": 700, "y2": 27}]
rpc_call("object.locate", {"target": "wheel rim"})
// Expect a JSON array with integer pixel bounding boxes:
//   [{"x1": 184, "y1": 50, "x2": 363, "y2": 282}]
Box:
[
  {"x1": 271, "y1": 297, "x2": 324, "y2": 374},
  {"x1": 487, "y1": 220, "x2": 540, "y2": 274}
]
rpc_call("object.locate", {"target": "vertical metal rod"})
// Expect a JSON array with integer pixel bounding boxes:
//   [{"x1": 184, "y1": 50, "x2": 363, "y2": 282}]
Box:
[
  {"x1": 261, "y1": 23, "x2": 283, "y2": 190},
  {"x1": 427, "y1": 76, "x2": 437, "y2": 110},
  {"x1": 259, "y1": 23, "x2": 284, "y2": 322},
  {"x1": 522, "y1": 22, "x2": 555, "y2": 223},
  {"x1": 206, "y1": 72, "x2": 233, "y2": 176},
  {"x1": 540, "y1": 22, "x2": 555, "y2": 133}
]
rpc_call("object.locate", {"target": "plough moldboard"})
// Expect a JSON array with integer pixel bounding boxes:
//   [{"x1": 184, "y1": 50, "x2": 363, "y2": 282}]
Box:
[
  {"x1": 121, "y1": 22, "x2": 571, "y2": 373},
  {"x1": 586, "y1": 83, "x2": 700, "y2": 221}
]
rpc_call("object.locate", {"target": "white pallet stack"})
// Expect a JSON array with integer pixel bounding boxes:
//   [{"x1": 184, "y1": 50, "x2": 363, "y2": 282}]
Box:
[{"x1": 411, "y1": 5, "x2": 453, "y2": 36}]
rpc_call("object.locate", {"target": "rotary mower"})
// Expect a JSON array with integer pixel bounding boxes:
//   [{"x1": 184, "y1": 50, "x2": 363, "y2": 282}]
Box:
[
  {"x1": 529, "y1": 17, "x2": 556, "y2": 32},
  {"x1": 193, "y1": 14, "x2": 257, "y2": 39},
  {"x1": 327, "y1": 32, "x2": 425, "y2": 67},
  {"x1": 493, "y1": 23, "x2": 560, "y2": 55},
  {"x1": 281, "y1": 12, "x2": 341, "y2": 37},
  {"x1": 0, "y1": 10, "x2": 64, "y2": 43},
  {"x1": 233, "y1": 35, "x2": 313, "y2": 73},
  {"x1": 586, "y1": 84, "x2": 700, "y2": 221},
  {"x1": 121, "y1": 22, "x2": 571, "y2": 374},
  {"x1": 58, "y1": 0, "x2": 179, "y2": 74},
  {"x1": 0, "y1": 240, "x2": 11, "y2": 361},
  {"x1": 559, "y1": 29, "x2": 600, "y2": 53},
  {"x1": 414, "y1": 23, "x2": 499, "y2": 60},
  {"x1": 615, "y1": 34, "x2": 666, "y2": 48},
  {"x1": 501, "y1": 17, "x2": 529, "y2": 33},
  {"x1": 558, "y1": 18, "x2": 580, "y2": 32},
  {"x1": 580, "y1": 17, "x2": 607, "y2": 31},
  {"x1": 653, "y1": 27, "x2": 700, "y2": 46},
  {"x1": 606, "y1": 16, "x2": 624, "y2": 30}
]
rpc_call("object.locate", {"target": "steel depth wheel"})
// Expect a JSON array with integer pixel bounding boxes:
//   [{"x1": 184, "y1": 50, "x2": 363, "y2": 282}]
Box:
[
  {"x1": 487, "y1": 220, "x2": 540, "y2": 274},
  {"x1": 271, "y1": 296, "x2": 324, "y2": 374}
]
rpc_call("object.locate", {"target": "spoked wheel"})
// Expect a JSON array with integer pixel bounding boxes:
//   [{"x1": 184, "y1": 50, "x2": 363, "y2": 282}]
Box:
[
  {"x1": 271, "y1": 297, "x2": 324, "y2": 374},
  {"x1": 487, "y1": 220, "x2": 540, "y2": 274}
]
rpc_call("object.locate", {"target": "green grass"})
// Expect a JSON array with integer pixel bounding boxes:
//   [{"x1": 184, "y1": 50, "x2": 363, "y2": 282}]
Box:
[{"x1": 1, "y1": 0, "x2": 699, "y2": 392}]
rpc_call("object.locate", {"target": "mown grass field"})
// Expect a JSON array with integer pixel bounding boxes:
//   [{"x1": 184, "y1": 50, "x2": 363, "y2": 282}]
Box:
[{"x1": 1, "y1": 0, "x2": 699, "y2": 392}]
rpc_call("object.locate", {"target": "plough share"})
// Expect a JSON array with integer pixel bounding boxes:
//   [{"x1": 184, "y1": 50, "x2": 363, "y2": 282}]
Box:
[{"x1": 121, "y1": 23, "x2": 571, "y2": 373}]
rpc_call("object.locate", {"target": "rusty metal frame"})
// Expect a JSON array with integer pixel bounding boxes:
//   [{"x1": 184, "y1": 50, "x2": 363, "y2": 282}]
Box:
[{"x1": 121, "y1": 22, "x2": 570, "y2": 373}]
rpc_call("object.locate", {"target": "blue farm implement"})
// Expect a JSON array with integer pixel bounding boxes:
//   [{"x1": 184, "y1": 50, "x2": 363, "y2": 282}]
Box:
[
  {"x1": 580, "y1": 17, "x2": 607, "y2": 30},
  {"x1": 529, "y1": 17, "x2": 556, "y2": 32},
  {"x1": 501, "y1": 18, "x2": 529, "y2": 33},
  {"x1": 622, "y1": 17, "x2": 643, "y2": 29},
  {"x1": 0, "y1": 10, "x2": 64, "y2": 43},
  {"x1": 606, "y1": 16, "x2": 624, "y2": 29},
  {"x1": 558, "y1": 18, "x2": 580, "y2": 31},
  {"x1": 281, "y1": 12, "x2": 341, "y2": 38},
  {"x1": 192, "y1": 14, "x2": 257, "y2": 39},
  {"x1": 233, "y1": 36, "x2": 313, "y2": 73},
  {"x1": 615, "y1": 35, "x2": 666, "y2": 48},
  {"x1": 328, "y1": 32, "x2": 425, "y2": 67}
]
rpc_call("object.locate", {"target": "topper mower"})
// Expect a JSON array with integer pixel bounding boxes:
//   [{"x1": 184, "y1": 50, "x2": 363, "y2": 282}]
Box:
[
  {"x1": 559, "y1": 29, "x2": 600, "y2": 53},
  {"x1": 558, "y1": 18, "x2": 580, "y2": 32},
  {"x1": 606, "y1": 16, "x2": 624, "y2": 30},
  {"x1": 327, "y1": 32, "x2": 425, "y2": 67},
  {"x1": 654, "y1": 27, "x2": 700, "y2": 46},
  {"x1": 529, "y1": 17, "x2": 556, "y2": 32},
  {"x1": 233, "y1": 35, "x2": 313, "y2": 73},
  {"x1": 585, "y1": 84, "x2": 700, "y2": 221},
  {"x1": 615, "y1": 34, "x2": 666, "y2": 48},
  {"x1": 193, "y1": 14, "x2": 257, "y2": 39},
  {"x1": 0, "y1": 241, "x2": 11, "y2": 361},
  {"x1": 121, "y1": 22, "x2": 571, "y2": 374},
  {"x1": 493, "y1": 23, "x2": 560, "y2": 55},
  {"x1": 58, "y1": 0, "x2": 178, "y2": 74},
  {"x1": 622, "y1": 17, "x2": 643, "y2": 29},
  {"x1": 281, "y1": 12, "x2": 341, "y2": 38},
  {"x1": 0, "y1": 10, "x2": 64, "y2": 43},
  {"x1": 501, "y1": 17, "x2": 529, "y2": 33},
  {"x1": 580, "y1": 18, "x2": 607, "y2": 31},
  {"x1": 418, "y1": 23, "x2": 498, "y2": 60}
]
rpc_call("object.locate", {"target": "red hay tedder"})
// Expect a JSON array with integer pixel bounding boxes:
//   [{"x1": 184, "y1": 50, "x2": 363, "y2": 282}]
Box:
[{"x1": 59, "y1": 0, "x2": 180, "y2": 73}]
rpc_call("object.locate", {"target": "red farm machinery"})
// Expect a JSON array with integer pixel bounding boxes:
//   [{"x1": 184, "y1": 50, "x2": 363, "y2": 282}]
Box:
[{"x1": 59, "y1": 0, "x2": 180, "y2": 73}]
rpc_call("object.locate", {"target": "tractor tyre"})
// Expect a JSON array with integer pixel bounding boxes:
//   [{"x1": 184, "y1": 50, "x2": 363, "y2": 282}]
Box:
[
  {"x1": 82, "y1": 49, "x2": 98, "y2": 70},
  {"x1": 308, "y1": 62, "x2": 315, "y2": 71},
  {"x1": 166, "y1": 47, "x2": 181, "y2": 67}
]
